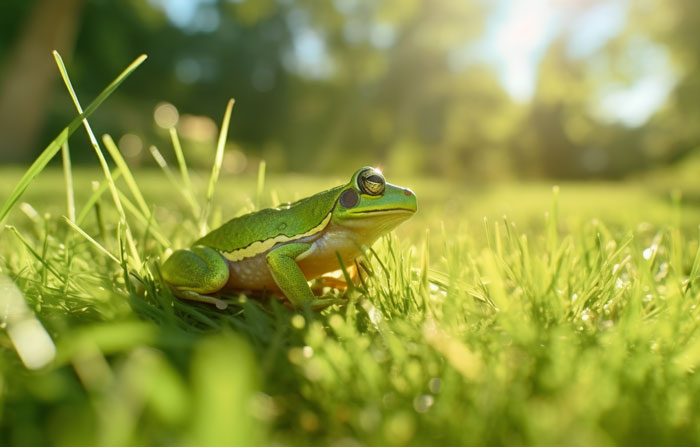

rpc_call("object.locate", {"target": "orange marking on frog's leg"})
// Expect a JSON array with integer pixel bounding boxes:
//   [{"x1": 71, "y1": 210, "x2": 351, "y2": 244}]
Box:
[{"x1": 311, "y1": 264, "x2": 361, "y2": 294}]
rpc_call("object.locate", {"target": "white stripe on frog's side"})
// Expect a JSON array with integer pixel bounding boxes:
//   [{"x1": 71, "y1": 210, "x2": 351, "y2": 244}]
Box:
[{"x1": 221, "y1": 212, "x2": 333, "y2": 262}]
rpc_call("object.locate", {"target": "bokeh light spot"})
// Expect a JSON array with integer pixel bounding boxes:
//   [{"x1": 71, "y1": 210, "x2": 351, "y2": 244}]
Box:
[
  {"x1": 154, "y1": 102, "x2": 180, "y2": 129},
  {"x1": 119, "y1": 133, "x2": 143, "y2": 158},
  {"x1": 178, "y1": 114, "x2": 218, "y2": 142}
]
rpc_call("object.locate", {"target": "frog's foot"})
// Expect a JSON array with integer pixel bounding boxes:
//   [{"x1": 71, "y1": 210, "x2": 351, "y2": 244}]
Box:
[
  {"x1": 173, "y1": 289, "x2": 229, "y2": 310},
  {"x1": 280, "y1": 295, "x2": 348, "y2": 310},
  {"x1": 311, "y1": 276, "x2": 349, "y2": 294},
  {"x1": 161, "y1": 246, "x2": 230, "y2": 310},
  {"x1": 311, "y1": 264, "x2": 364, "y2": 294}
]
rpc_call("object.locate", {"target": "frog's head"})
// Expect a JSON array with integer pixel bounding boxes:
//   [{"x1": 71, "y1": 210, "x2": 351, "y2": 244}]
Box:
[{"x1": 332, "y1": 167, "x2": 417, "y2": 238}]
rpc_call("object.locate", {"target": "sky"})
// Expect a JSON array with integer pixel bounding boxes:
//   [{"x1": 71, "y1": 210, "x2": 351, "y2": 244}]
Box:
[{"x1": 481, "y1": 0, "x2": 677, "y2": 126}]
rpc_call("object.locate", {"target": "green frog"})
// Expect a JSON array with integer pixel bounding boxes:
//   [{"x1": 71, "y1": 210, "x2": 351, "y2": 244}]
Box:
[{"x1": 161, "y1": 167, "x2": 417, "y2": 309}]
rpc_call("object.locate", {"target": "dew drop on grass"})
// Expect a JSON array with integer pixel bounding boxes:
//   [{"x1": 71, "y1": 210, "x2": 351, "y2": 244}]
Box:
[
  {"x1": 215, "y1": 300, "x2": 228, "y2": 310},
  {"x1": 302, "y1": 346, "x2": 314, "y2": 358},
  {"x1": 428, "y1": 377, "x2": 441, "y2": 393},
  {"x1": 291, "y1": 314, "x2": 305, "y2": 329},
  {"x1": 413, "y1": 394, "x2": 434, "y2": 413}
]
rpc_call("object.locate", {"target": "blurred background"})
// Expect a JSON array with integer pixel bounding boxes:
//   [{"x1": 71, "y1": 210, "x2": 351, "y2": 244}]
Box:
[{"x1": 1, "y1": 0, "x2": 698, "y2": 180}]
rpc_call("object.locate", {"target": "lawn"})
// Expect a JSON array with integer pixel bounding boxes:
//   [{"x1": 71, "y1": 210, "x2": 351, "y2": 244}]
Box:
[{"x1": 1, "y1": 160, "x2": 700, "y2": 446}]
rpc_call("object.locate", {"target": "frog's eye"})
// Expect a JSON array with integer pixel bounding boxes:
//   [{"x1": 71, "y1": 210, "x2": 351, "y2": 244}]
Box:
[
  {"x1": 339, "y1": 189, "x2": 359, "y2": 208},
  {"x1": 358, "y1": 168, "x2": 385, "y2": 196}
]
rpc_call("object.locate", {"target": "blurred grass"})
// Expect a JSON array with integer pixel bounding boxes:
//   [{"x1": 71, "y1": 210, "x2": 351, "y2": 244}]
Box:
[{"x1": 1, "y1": 162, "x2": 700, "y2": 446}]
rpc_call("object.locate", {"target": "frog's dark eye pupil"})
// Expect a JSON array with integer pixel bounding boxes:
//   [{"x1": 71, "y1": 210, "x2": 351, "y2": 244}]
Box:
[{"x1": 340, "y1": 189, "x2": 359, "y2": 208}]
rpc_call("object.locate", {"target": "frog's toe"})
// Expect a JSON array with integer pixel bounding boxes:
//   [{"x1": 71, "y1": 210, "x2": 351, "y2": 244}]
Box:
[{"x1": 176, "y1": 290, "x2": 229, "y2": 310}]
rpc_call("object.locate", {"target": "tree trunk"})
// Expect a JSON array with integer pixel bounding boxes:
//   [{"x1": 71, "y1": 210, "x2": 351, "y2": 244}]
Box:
[{"x1": 0, "y1": 0, "x2": 85, "y2": 163}]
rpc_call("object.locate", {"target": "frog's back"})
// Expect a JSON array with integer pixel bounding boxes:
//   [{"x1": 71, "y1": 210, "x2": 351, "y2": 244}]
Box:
[{"x1": 195, "y1": 186, "x2": 342, "y2": 260}]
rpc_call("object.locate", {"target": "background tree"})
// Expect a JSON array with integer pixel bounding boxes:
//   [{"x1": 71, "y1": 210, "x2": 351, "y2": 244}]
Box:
[{"x1": 0, "y1": 0, "x2": 697, "y2": 180}]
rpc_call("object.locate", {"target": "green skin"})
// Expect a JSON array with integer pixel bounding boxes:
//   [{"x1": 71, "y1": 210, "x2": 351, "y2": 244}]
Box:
[{"x1": 161, "y1": 167, "x2": 417, "y2": 309}]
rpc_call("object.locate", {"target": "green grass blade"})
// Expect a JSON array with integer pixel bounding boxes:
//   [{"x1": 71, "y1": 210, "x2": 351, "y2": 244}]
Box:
[
  {"x1": 200, "y1": 98, "x2": 235, "y2": 235},
  {"x1": 102, "y1": 134, "x2": 157, "y2": 228},
  {"x1": 76, "y1": 168, "x2": 122, "y2": 226},
  {"x1": 0, "y1": 53, "x2": 146, "y2": 227},
  {"x1": 54, "y1": 51, "x2": 142, "y2": 269},
  {"x1": 63, "y1": 217, "x2": 121, "y2": 266},
  {"x1": 116, "y1": 190, "x2": 170, "y2": 248},
  {"x1": 256, "y1": 160, "x2": 266, "y2": 210},
  {"x1": 687, "y1": 225, "x2": 700, "y2": 294},
  {"x1": 61, "y1": 143, "x2": 76, "y2": 223},
  {"x1": 149, "y1": 145, "x2": 200, "y2": 217},
  {"x1": 169, "y1": 128, "x2": 198, "y2": 212},
  {"x1": 6, "y1": 226, "x2": 65, "y2": 282}
]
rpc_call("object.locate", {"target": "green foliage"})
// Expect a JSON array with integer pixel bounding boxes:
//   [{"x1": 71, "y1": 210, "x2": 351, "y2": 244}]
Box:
[{"x1": 5, "y1": 0, "x2": 700, "y2": 179}]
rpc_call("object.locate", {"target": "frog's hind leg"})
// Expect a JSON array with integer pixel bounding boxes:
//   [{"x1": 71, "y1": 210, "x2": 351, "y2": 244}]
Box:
[{"x1": 161, "y1": 246, "x2": 230, "y2": 310}]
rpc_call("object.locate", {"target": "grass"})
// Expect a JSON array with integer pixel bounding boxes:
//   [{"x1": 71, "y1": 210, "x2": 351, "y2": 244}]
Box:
[{"x1": 2, "y1": 56, "x2": 700, "y2": 447}]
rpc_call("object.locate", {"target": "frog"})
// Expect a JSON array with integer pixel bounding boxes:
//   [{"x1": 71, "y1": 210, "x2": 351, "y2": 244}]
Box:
[{"x1": 161, "y1": 167, "x2": 417, "y2": 309}]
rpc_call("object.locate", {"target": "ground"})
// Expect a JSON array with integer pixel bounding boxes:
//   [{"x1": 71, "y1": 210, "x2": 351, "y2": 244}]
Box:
[{"x1": 1, "y1": 166, "x2": 699, "y2": 446}]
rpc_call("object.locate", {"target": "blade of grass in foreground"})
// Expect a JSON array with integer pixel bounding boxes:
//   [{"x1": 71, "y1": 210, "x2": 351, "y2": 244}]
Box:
[
  {"x1": 149, "y1": 144, "x2": 200, "y2": 218},
  {"x1": 0, "y1": 53, "x2": 147, "y2": 226},
  {"x1": 169, "y1": 128, "x2": 200, "y2": 217},
  {"x1": 54, "y1": 51, "x2": 142, "y2": 269},
  {"x1": 76, "y1": 169, "x2": 123, "y2": 226},
  {"x1": 255, "y1": 160, "x2": 266, "y2": 210},
  {"x1": 63, "y1": 217, "x2": 121, "y2": 266},
  {"x1": 102, "y1": 134, "x2": 159, "y2": 232},
  {"x1": 200, "y1": 98, "x2": 235, "y2": 235},
  {"x1": 61, "y1": 142, "x2": 76, "y2": 223}
]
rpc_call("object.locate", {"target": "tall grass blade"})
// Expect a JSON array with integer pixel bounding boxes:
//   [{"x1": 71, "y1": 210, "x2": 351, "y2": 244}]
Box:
[
  {"x1": 0, "y1": 55, "x2": 145, "y2": 227},
  {"x1": 149, "y1": 145, "x2": 200, "y2": 217},
  {"x1": 61, "y1": 143, "x2": 76, "y2": 223},
  {"x1": 63, "y1": 217, "x2": 121, "y2": 266},
  {"x1": 200, "y1": 98, "x2": 235, "y2": 235},
  {"x1": 6, "y1": 226, "x2": 64, "y2": 282},
  {"x1": 256, "y1": 160, "x2": 266, "y2": 210},
  {"x1": 116, "y1": 190, "x2": 170, "y2": 248},
  {"x1": 169, "y1": 128, "x2": 199, "y2": 214},
  {"x1": 687, "y1": 225, "x2": 700, "y2": 294},
  {"x1": 54, "y1": 51, "x2": 142, "y2": 269},
  {"x1": 76, "y1": 169, "x2": 123, "y2": 226},
  {"x1": 102, "y1": 134, "x2": 158, "y2": 229}
]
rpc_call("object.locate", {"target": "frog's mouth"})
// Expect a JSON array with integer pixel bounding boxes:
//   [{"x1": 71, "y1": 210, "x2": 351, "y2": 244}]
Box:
[
  {"x1": 352, "y1": 207, "x2": 415, "y2": 214},
  {"x1": 347, "y1": 207, "x2": 416, "y2": 217}
]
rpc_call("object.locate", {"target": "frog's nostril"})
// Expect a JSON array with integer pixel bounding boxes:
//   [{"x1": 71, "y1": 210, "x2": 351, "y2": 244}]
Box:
[{"x1": 403, "y1": 189, "x2": 413, "y2": 196}]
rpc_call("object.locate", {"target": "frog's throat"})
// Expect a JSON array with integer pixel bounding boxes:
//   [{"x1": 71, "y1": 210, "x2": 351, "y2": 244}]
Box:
[{"x1": 221, "y1": 212, "x2": 332, "y2": 262}]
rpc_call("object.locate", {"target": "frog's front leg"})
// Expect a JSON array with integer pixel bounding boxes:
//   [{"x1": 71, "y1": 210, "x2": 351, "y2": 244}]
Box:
[
  {"x1": 161, "y1": 246, "x2": 230, "y2": 309},
  {"x1": 266, "y1": 243, "x2": 346, "y2": 309}
]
